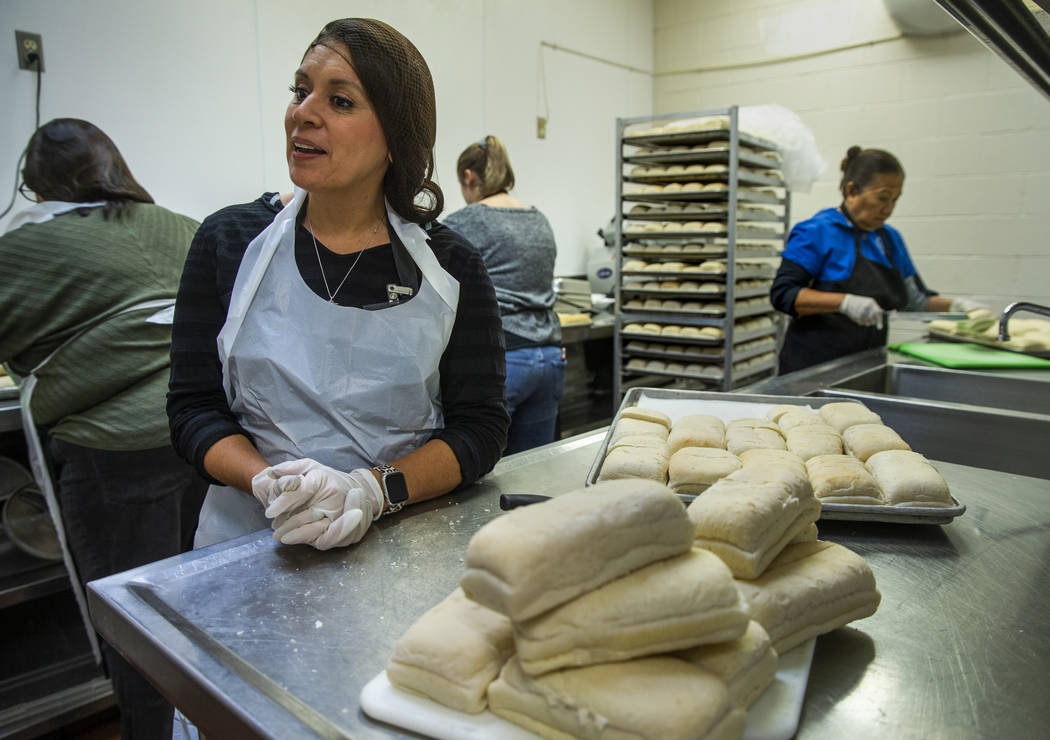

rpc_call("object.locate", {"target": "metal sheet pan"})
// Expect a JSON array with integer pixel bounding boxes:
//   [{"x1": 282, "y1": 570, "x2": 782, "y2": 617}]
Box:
[{"x1": 585, "y1": 388, "x2": 967, "y2": 525}]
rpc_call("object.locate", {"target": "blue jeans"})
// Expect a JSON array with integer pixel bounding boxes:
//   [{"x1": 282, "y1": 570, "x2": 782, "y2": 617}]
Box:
[{"x1": 504, "y1": 345, "x2": 566, "y2": 454}]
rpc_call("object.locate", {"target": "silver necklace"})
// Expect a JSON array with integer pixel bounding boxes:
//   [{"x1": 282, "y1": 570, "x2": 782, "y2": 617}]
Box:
[{"x1": 308, "y1": 217, "x2": 381, "y2": 303}]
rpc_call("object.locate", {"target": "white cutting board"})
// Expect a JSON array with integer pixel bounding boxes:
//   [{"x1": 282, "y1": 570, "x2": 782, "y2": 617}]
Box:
[{"x1": 361, "y1": 638, "x2": 815, "y2": 740}]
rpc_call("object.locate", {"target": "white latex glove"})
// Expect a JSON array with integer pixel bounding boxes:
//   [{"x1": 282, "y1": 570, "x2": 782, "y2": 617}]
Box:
[
  {"x1": 270, "y1": 467, "x2": 383, "y2": 550},
  {"x1": 839, "y1": 294, "x2": 884, "y2": 327},
  {"x1": 251, "y1": 458, "x2": 329, "y2": 509},
  {"x1": 950, "y1": 297, "x2": 988, "y2": 314}
]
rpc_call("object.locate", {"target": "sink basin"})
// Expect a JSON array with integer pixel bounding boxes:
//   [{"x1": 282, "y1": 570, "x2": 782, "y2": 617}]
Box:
[
  {"x1": 809, "y1": 388, "x2": 1050, "y2": 479},
  {"x1": 829, "y1": 364, "x2": 1050, "y2": 416}
]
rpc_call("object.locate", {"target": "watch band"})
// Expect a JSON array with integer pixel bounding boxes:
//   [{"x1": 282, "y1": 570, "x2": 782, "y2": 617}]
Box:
[{"x1": 372, "y1": 464, "x2": 407, "y2": 516}]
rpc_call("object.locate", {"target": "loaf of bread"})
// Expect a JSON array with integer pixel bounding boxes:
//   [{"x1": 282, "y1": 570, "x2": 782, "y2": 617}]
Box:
[
  {"x1": 598, "y1": 445, "x2": 669, "y2": 483},
  {"x1": 765, "y1": 404, "x2": 801, "y2": 423},
  {"x1": 805, "y1": 454, "x2": 884, "y2": 505},
  {"x1": 667, "y1": 413, "x2": 726, "y2": 453},
  {"x1": 842, "y1": 423, "x2": 911, "y2": 462},
  {"x1": 488, "y1": 656, "x2": 746, "y2": 740},
  {"x1": 513, "y1": 548, "x2": 749, "y2": 676},
  {"x1": 687, "y1": 468, "x2": 820, "y2": 579},
  {"x1": 725, "y1": 426, "x2": 786, "y2": 456},
  {"x1": 727, "y1": 417, "x2": 783, "y2": 435},
  {"x1": 609, "y1": 417, "x2": 669, "y2": 445},
  {"x1": 619, "y1": 406, "x2": 672, "y2": 431},
  {"x1": 677, "y1": 620, "x2": 779, "y2": 708},
  {"x1": 818, "y1": 401, "x2": 882, "y2": 433},
  {"x1": 737, "y1": 448, "x2": 807, "y2": 476},
  {"x1": 668, "y1": 448, "x2": 742, "y2": 495},
  {"x1": 461, "y1": 480, "x2": 694, "y2": 620},
  {"x1": 734, "y1": 540, "x2": 881, "y2": 654},
  {"x1": 776, "y1": 407, "x2": 823, "y2": 431},
  {"x1": 786, "y1": 424, "x2": 843, "y2": 460},
  {"x1": 866, "y1": 450, "x2": 953, "y2": 507},
  {"x1": 387, "y1": 588, "x2": 514, "y2": 713}
]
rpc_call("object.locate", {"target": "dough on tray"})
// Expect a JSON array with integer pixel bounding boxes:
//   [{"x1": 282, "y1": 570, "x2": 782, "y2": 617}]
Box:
[
  {"x1": 776, "y1": 408, "x2": 824, "y2": 431},
  {"x1": 668, "y1": 447, "x2": 742, "y2": 495},
  {"x1": 725, "y1": 426, "x2": 786, "y2": 456},
  {"x1": 786, "y1": 424, "x2": 844, "y2": 461},
  {"x1": 805, "y1": 454, "x2": 884, "y2": 505},
  {"x1": 818, "y1": 401, "x2": 882, "y2": 433},
  {"x1": 609, "y1": 417, "x2": 669, "y2": 444},
  {"x1": 487, "y1": 656, "x2": 746, "y2": 740},
  {"x1": 667, "y1": 413, "x2": 726, "y2": 453},
  {"x1": 734, "y1": 540, "x2": 881, "y2": 654},
  {"x1": 619, "y1": 406, "x2": 672, "y2": 430},
  {"x1": 513, "y1": 548, "x2": 749, "y2": 676},
  {"x1": 677, "y1": 620, "x2": 779, "y2": 709},
  {"x1": 737, "y1": 448, "x2": 807, "y2": 477},
  {"x1": 865, "y1": 450, "x2": 954, "y2": 507},
  {"x1": 387, "y1": 587, "x2": 514, "y2": 713},
  {"x1": 686, "y1": 467, "x2": 820, "y2": 579},
  {"x1": 842, "y1": 423, "x2": 911, "y2": 462},
  {"x1": 461, "y1": 480, "x2": 694, "y2": 621},
  {"x1": 598, "y1": 444, "x2": 669, "y2": 483}
]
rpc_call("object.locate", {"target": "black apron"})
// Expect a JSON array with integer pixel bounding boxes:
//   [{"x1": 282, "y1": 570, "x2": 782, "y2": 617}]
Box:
[{"x1": 779, "y1": 218, "x2": 909, "y2": 374}]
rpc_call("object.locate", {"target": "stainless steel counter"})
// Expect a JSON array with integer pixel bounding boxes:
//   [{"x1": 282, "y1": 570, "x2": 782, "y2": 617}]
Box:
[{"x1": 88, "y1": 427, "x2": 1050, "y2": 739}]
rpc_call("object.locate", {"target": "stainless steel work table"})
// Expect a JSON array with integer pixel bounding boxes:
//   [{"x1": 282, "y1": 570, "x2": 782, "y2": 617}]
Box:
[{"x1": 88, "y1": 424, "x2": 1050, "y2": 739}]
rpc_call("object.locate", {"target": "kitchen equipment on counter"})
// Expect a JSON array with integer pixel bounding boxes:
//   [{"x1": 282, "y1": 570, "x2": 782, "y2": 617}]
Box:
[{"x1": 892, "y1": 341, "x2": 1050, "y2": 368}]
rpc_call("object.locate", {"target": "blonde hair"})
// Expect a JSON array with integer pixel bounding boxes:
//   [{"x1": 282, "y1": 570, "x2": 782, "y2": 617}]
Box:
[{"x1": 456, "y1": 135, "x2": 515, "y2": 197}]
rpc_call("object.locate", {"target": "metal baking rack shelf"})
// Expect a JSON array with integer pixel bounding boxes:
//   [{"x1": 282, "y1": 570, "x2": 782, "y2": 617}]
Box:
[{"x1": 613, "y1": 106, "x2": 790, "y2": 396}]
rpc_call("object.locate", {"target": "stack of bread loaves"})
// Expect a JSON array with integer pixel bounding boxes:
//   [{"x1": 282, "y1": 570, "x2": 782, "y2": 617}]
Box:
[
  {"x1": 387, "y1": 477, "x2": 881, "y2": 739},
  {"x1": 598, "y1": 402, "x2": 954, "y2": 509}
]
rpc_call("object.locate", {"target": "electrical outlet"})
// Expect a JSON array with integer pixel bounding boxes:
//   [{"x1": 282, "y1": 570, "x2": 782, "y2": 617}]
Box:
[{"x1": 15, "y1": 31, "x2": 44, "y2": 72}]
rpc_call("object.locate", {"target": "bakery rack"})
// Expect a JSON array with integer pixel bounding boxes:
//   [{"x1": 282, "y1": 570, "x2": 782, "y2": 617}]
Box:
[{"x1": 612, "y1": 106, "x2": 791, "y2": 398}]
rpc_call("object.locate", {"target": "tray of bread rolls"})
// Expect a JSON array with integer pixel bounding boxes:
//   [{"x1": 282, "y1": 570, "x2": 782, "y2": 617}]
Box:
[
  {"x1": 622, "y1": 243, "x2": 781, "y2": 258},
  {"x1": 622, "y1": 297, "x2": 772, "y2": 319},
  {"x1": 624, "y1": 354, "x2": 778, "y2": 385},
  {"x1": 621, "y1": 279, "x2": 772, "y2": 299},
  {"x1": 588, "y1": 388, "x2": 966, "y2": 525},
  {"x1": 624, "y1": 337, "x2": 778, "y2": 364},
  {"x1": 623, "y1": 187, "x2": 783, "y2": 206},
  {"x1": 624, "y1": 165, "x2": 785, "y2": 189}
]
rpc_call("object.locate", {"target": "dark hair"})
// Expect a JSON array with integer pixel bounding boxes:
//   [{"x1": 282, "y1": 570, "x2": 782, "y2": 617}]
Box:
[
  {"x1": 307, "y1": 18, "x2": 442, "y2": 224},
  {"x1": 22, "y1": 118, "x2": 153, "y2": 220},
  {"x1": 839, "y1": 146, "x2": 904, "y2": 198},
  {"x1": 457, "y1": 135, "x2": 515, "y2": 197}
]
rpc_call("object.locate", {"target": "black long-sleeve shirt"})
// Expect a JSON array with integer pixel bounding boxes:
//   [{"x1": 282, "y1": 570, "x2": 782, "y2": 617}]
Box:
[{"x1": 167, "y1": 193, "x2": 508, "y2": 486}]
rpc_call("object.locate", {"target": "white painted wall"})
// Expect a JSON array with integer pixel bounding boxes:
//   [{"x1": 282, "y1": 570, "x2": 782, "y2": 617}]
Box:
[
  {"x1": 1, "y1": 0, "x2": 653, "y2": 276},
  {"x1": 654, "y1": 0, "x2": 1050, "y2": 311}
]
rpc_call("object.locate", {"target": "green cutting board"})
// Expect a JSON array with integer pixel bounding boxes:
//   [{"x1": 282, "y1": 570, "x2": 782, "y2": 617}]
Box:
[{"x1": 890, "y1": 342, "x2": 1050, "y2": 369}]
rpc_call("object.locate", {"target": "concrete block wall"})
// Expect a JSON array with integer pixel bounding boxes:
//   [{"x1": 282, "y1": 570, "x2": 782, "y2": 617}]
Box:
[
  {"x1": 1, "y1": 0, "x2": 653, "y2": 277},
  {"x1": 654, "y1": 0, "x2": 1050, "y2": 312}
]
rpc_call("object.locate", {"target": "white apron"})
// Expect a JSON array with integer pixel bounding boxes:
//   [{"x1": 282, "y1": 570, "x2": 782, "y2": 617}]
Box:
[
  {"x1": 19, "y1": 297, "x2": 177, "y2": 666},
  {"x1": 194, "y1": 188, "x2": 459, "y2": 548},
  {"x1": 5, "y1": 200, "x2": 107, "y2": 233}
]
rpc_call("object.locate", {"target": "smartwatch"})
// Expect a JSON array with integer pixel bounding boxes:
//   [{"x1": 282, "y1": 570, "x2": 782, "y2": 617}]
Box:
[{"x1": 372, "y1": 464, "x2": 409, "y2": 516}]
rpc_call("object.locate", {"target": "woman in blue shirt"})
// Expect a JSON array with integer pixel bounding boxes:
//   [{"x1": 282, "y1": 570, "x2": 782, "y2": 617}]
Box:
[{"x1": 771, "y1": 146, "x2": 981, "y2": 373}]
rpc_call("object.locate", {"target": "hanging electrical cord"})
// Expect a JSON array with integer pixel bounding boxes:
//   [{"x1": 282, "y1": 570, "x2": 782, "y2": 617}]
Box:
[{"x1": 1, "y1": 53, "x2": 43, "y2": 220}]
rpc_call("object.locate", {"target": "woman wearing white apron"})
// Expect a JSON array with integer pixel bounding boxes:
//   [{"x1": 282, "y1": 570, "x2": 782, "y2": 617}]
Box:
[{"x1": 168, "y1": 18, "x2": 509, "y2": 553}]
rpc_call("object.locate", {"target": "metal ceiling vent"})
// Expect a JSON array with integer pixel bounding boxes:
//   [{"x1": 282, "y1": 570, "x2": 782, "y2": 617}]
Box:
[{"x1": 884, "y1": 0, "x2": 964, "y2": 35}]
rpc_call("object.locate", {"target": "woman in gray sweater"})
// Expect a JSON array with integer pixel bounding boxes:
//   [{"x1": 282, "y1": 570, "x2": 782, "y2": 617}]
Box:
[{"x1": 444, "y1": 136, "x2": 564, "y2": 454}]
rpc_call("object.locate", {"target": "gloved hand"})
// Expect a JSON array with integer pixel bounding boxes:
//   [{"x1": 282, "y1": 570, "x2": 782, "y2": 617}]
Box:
[
  {"x1": 950, "y1": 297, "x2": 989, "y2": 314},
  {"x1": 269, "y1": 467, "x2": 383, "y2": 550},
  {"x1": 251, "y1": 458, "x2": 329, "y2": 509},
  {"x1": 839, "y1": 294, "x2": 884, "y2": 327}
]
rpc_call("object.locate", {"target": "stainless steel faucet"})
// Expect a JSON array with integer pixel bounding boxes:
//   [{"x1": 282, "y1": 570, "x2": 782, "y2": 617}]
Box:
[{"x1": 997, "y1": 301, "x2": 1050, "y2": 342}]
